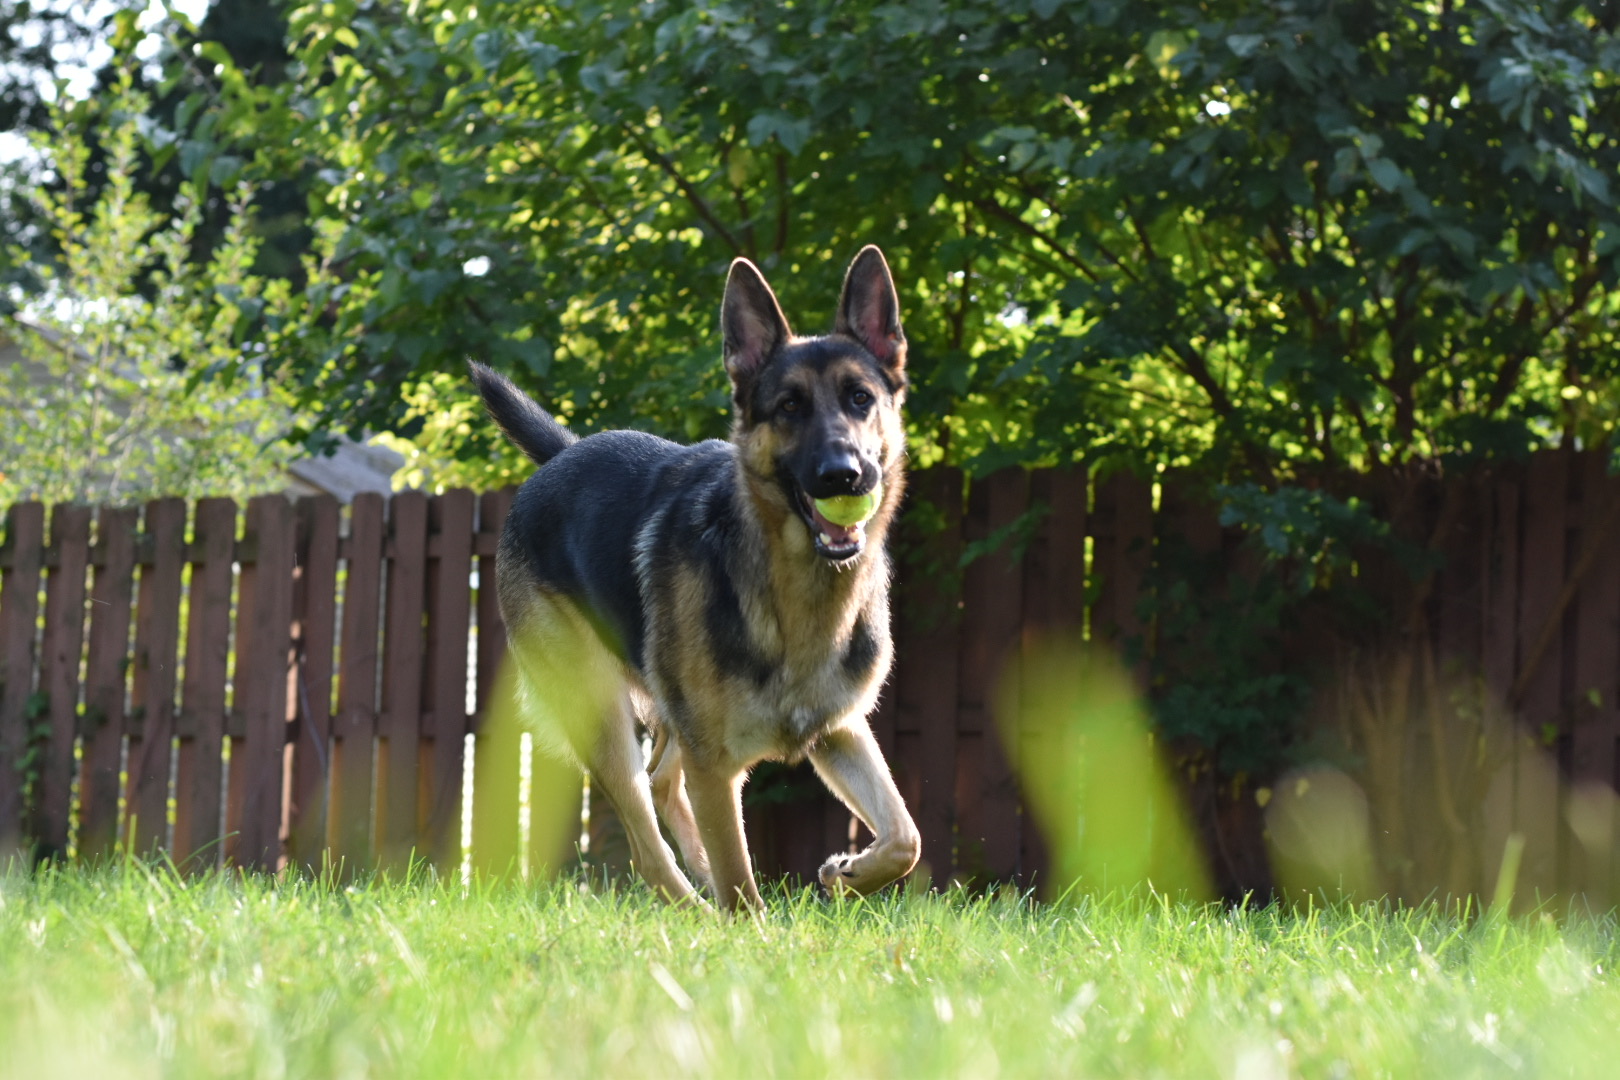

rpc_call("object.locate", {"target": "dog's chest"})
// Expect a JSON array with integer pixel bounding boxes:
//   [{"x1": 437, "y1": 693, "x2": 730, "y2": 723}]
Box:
[
  {"x1": 720, "y1": 586, "x2": 886, "y2": 759},
  {"x1": 724, "y1": 645, "x2": 871, "y2": 760}
]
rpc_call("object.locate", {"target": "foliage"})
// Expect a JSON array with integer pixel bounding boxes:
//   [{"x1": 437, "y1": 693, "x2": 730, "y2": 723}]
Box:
[
  {"x1": 174, "y1": 0, "x2": 1619, "y2": 488},
  {"x1": 124, "y1": 0, "x2": 1620, "y2": 782},
  {"x1": 0, "y1": 75, "x2": 302, "y2": 507},
  {"x1": 1148, "y1": 535, "x2": 1312, "y2": 777},
  {"x1": 371, "y1": 371, "x2": 532, "y2": 493},
  {"x1": 0, "y1": 1, "x2": 101, "y2": 293},
  {"x1": 1, "y1": 866, "x2": 1618, "y2": 1078}
]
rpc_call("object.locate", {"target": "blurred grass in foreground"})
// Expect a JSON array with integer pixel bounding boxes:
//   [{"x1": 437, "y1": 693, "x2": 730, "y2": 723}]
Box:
[{"x1": 1, "y1": 864, "x2": 1617, "y2": 1078}]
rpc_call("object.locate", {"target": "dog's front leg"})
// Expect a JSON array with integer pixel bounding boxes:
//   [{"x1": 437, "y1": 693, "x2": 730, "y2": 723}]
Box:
[
  {"x1": 683, "y1": 763, "x2": 764, "y2": 913},
  {"x1": 810, "y1": 721, "x2": 922, "y2": 895}
]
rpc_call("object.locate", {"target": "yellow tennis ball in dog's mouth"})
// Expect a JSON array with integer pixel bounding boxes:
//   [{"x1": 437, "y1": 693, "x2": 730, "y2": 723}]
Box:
[{"x1": 813, "y1": 481, "x2": 882, "y2": 527}]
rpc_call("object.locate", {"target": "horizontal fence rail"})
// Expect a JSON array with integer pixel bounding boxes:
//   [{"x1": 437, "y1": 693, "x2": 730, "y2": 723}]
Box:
[{"x1": 2, "y1": 452, "x2": 1617, "y2": 904}]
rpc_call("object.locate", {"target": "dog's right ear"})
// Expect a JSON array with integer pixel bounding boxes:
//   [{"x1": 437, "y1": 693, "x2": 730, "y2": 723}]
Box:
[{"x1": 721, "y1": 258, "x2": 792, "y2": 396}]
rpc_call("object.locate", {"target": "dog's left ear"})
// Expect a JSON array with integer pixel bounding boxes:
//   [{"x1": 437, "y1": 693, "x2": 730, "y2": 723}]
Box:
[{"x1": 835, "y1": 245, "x2": 906, "y2": 381}]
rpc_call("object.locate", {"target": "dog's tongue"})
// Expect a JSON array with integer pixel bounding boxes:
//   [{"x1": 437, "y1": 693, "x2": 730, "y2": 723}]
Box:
[{"x1": 810, "y1": 503, "x2": 863, "y2": 549}]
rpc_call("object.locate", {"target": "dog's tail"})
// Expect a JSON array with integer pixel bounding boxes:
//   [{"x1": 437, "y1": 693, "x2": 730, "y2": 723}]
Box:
[{"x1": 468, "y1": 361, "x2": 580, "y2": 467}]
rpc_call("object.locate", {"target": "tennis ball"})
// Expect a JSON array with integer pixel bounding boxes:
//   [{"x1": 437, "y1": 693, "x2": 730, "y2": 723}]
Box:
[{"x1": 814, "y1": 481, "x2": 882, "y2": 527}]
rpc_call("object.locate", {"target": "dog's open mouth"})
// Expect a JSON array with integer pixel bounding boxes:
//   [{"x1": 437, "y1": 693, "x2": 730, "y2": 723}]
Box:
[{"x1": 798, "y1": 488, "x2": 869, "y2": 561}]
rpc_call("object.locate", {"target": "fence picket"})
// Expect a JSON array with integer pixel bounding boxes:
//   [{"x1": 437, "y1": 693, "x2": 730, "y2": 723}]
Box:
[
  {"x1": 423, "y1": 490, "x2": 474, "y2": 866},
  {"x1": 126, "y1": 499, "x2": 185, "y2": 856},
  {"x1": 35, "y1": 504, "x2": 92, "y2": 861},
  {"x1": 1572, "y1": 452, "x2": 1620, "y2": 903},
  {"x1": 229, "y1": 496, "x2": 296, "y2": 870},
  {"x1": 78, "y1": 506, "x2": 138, "y2": 860},
  {"x1": 893, "y1": 467, "x2": 963, "y2": 885},
  {"x1": 378, "y1": 491, "x2": 428, "y2": 872},
  {"x1": 1515, "y1": 451, "x2": 1569, "y2": 898},
  {"x1": 0, "y1": 502, "x2": 45, "y2": 858},
  {"x1": 953, "y1": 469, "x2": 1027, "y2": 883},
  {"x1": 288, "y1": 496, "x2": 339, "y2": 869},
  {"x1": 331, "y1": 494, "x2": 385, "y2": 873},
  {"x1": 174, "y1": 499, "x2": 236, "y2": 870}
]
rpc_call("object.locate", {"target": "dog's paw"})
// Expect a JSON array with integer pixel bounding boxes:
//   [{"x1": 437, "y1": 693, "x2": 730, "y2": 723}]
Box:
[{"x1": 817, "y1": 853, "x2": 861, "y2": 896}]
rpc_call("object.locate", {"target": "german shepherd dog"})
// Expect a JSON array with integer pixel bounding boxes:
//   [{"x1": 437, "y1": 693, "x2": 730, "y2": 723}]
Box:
[{"x1": 469, "y1": 246, "x2": 920, "y2": 911}]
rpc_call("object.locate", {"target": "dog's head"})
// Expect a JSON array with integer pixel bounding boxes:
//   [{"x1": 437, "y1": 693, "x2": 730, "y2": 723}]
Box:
[{"x1": 723, "y1": 246, "x2": 907, "y2": 563}]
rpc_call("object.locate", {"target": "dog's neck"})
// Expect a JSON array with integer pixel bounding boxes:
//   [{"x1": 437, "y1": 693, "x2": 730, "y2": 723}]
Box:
[{"x1": 737, "y1": 467, "x2": 887, "y2": 653}]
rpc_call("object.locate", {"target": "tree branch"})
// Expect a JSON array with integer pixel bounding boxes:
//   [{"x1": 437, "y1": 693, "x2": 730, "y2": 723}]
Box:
[
  {"x1": 624, "y1": 126, "x2": 742, "y2": 255},
  {"x1": 969, "y1": 195, "x2": 1099, "y2": 282}
]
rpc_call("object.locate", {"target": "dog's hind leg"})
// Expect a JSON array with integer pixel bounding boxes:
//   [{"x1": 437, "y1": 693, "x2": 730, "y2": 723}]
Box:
[
  {"x1": 588, "y1": 692, "x2": 704, "y2": 907},
  {"x1": 809, "y1": 720, "x2": 922, "y2": 895},
  {"x1": 647, "y1": 723, "x2": 713, "y2": 894}
]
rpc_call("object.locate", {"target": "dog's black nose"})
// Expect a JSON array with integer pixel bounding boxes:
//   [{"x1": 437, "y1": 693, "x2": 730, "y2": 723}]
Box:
[{"x1": 814, "y1": 452, "x2": 862, "y2": 495}]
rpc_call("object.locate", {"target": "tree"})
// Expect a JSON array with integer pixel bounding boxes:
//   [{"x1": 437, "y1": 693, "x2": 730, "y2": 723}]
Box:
[
  {"x1": 172, "y1": 0, "x2": 1620, "y2": 778},
  {"x1": 0, "y1": 74, "x2": 302, "y2": 507},
  {"x1": 0, "y1": 1, "x2": 101, "y2": 295},
  {"x1": 214, "y1": 0, "x2": 1616, "y2": 490}
]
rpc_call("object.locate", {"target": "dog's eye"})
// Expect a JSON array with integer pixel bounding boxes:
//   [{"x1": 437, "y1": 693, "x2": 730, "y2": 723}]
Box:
[
  {"x1": 780, "y1": 397, "x2": 802, "y2": 415},
  {"x1": 851, "y1": 389, "x2": 873, "y2": 408}
]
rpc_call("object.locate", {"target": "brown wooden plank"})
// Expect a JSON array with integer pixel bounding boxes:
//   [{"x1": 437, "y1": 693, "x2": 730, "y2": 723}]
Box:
[
  {"x1": 963, "y1": 469, "x2": 1028, "y2": 882},
  {"x1": 892, "y1": 466, "x2": 963, "y2": 886},
  {"x1": 173, "y1": 498, "x2": 237, "y2": 870},
  {"x1": 1045, "y1": 467, "x2": 1089, "y2": 633},
  {"x1": 125, "y1": 498, "x2": 185, "y2": 856},
  {"x1": 1514, "y1": 451, "x2": 1568, "y2": 895},
  {"x1": 331, "y1": 493, "x2": 385, "y2": 874},
  {"x1": 77, "y1": 506, "x2": 138, "y2": 861},
  {"x1": 1094, "y1": 470, "x2": 1154, "y2": 679},
  {"x1": 1434, "y1": 478, "x2": 1485, "y2": 672},
  {"x1": 378, "y1": 491, "x2": 428, "y2": 872},
  {"x1": 471, "y1": 487, "x2": 520, "y2": 878},
  {"x1": 34, "y1": 503, "x2": 91, "y2": 861},
  {"x1": 1482, "y1": 477, "x2": 1520, "y2": 707},
  {"x1": 1571, "y1": 454, "x2": 1620, "y2": 784},
  {"x1": 0, "y1": 502, "x2": 45, "y2": 859},
  {"x1": 287, "y1": 495, "x2": 339, "y2": 870},
  {"x1": 421, "y1": 490, "x2": 474, "y2": 867},
  {"x1": 1570, "y1": 453, "x2": 1620, "y2": 901},
  {"x1": 1017, "y1": 472, "x2": 1054, "y2": 890},
  {"x1": 227, "y1": 495, "x2": 296, "y2": 871}
]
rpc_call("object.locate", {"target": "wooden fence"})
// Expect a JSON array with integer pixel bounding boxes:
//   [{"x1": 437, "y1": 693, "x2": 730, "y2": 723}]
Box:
[
  {"x1": 2, "y1": 453, "x2": 1618, "y2": 903},
  {"x1": 0, "y1": 489, "x2": 562, "y2": 876}
]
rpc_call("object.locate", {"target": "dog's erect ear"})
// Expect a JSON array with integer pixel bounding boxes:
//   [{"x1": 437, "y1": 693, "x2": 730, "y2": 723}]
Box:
[
  {"x1": 834, "y1": 245, "x2": 906, "y2": 379},
  {"x1": 721, "y1": 258, "x2": 792, "y2": 394}
]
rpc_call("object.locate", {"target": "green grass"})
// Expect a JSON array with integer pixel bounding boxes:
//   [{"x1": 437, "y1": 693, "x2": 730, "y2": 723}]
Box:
[{"x1": 1, "y1": 865, "x2": 1616, "y2": 1078}]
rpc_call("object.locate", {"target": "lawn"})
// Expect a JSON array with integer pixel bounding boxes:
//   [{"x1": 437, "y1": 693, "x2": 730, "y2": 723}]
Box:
[{"x1": 0, "y1": 865, "x2": 1615, "y2": 1079}]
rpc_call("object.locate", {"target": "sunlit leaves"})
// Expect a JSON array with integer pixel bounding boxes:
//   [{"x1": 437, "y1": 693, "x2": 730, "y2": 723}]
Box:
[{"x1": 0, "y1": 74, "x2": 303, "y2": 506}]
